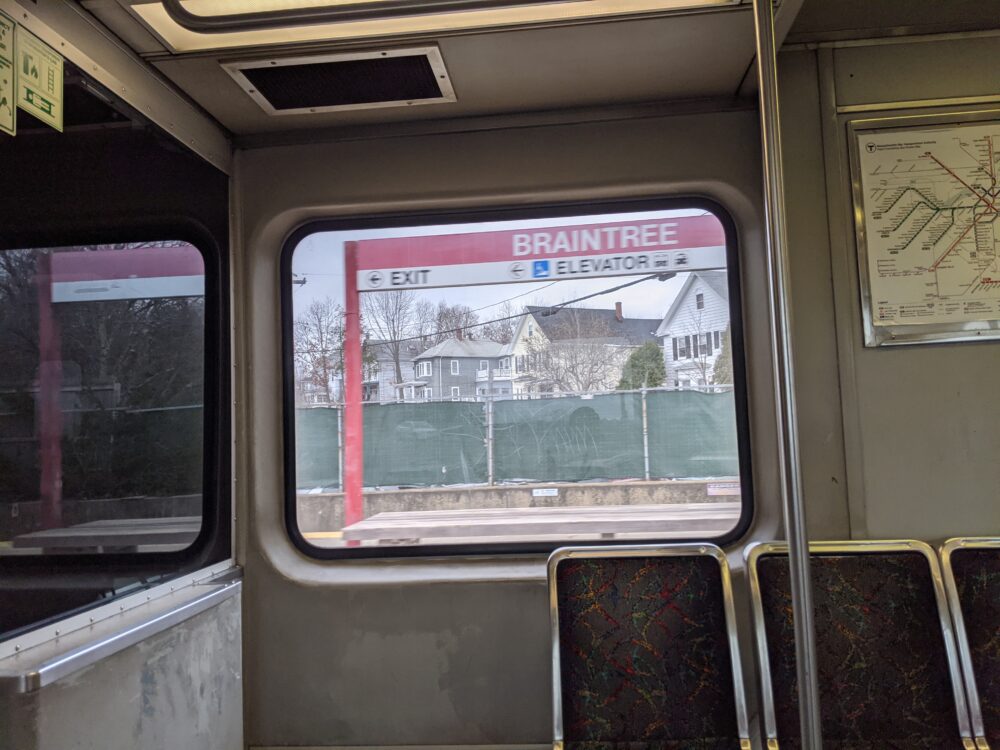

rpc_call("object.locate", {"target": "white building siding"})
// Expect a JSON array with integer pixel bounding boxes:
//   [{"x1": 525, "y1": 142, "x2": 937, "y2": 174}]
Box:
[{"x1": 660, "y1": 278, "x2": 730, "y2": 387}]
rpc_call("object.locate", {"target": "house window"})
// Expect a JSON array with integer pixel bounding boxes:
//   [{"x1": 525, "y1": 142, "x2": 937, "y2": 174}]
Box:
[
  {"x1": 500, "y1": 357, "x2": 510, "y2": 370},
  {"x1": 418, "y1": 361, "x2": 432, "y2": 377},
  {"x1": 714, "y1": 330, "x2": 721, "y2": 349},
  {"x1": 451, "y1": 386, "x2": 461, "y2": 399},
  {"x1": 423, "y1": 388, "x2": 432, "y2": 400},
  {"x1": 696, "y1": 292, "x2": 705, "y2": 310},
  {"x1": 528, "y1": 323, "x2": 534, "y2": 337},
  {"x1": 672, "y1": 337, "x2": 679, "y2": 361},
  {"x1": 406, "y1": 386, "x2": 415, "y2": 399},
  {"x1": 479, "y1": 359, "x2": 488, "y2": 371},
  {"x1": 450, "y1": 360, "x2": 459, "y2": 375}
]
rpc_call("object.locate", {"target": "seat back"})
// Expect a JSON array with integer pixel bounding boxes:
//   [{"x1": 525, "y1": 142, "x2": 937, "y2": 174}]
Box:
[
  {"x1": 747, "y1": 541, "x2": 972, "y2": 750},
  {"x1": 548, "y1": 544, "x2": 750, "y2": 750},
  {"x1": 942, "y1": 538, "x2": 1000, "y2": 749}
]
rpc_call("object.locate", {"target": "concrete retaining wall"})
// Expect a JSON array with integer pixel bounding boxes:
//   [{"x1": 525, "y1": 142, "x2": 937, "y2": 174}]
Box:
[{"x1": 297, "y1": 479, "x2": 739, "y2": 533}]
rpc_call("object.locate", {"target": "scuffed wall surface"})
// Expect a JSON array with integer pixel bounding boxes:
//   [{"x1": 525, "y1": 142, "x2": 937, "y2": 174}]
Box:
[{"x1": 2, "y1": 594, "x2": 242, "y2": 750}]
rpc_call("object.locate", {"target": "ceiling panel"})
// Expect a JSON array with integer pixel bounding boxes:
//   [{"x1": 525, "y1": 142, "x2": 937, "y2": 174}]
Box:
[
  {"x1": 148, "y1": 9, "x2": 759, "y2": 135},
  {"x1": 788, "y1": 0, "x2": 998, "y2": 42}
]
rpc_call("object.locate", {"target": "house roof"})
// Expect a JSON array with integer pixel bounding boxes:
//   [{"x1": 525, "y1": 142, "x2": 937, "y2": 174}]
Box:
[
  {"x1": 655, "y1": 270, "x2": 729, "y2": 336},
  {"x1": 369, "y1": 339, "x2": 421, "y2": 363},
  {"x1": 525, "y1": 306, "x2": 661, "y2": 346},
  {"x1": 414, "y1": 338, "x2": 507, "y2": 360}
]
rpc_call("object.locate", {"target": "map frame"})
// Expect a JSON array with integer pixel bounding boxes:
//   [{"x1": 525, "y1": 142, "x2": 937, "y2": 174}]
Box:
[{"x1": 848, "y1": 109, "x2": 1000, "y2": 347}]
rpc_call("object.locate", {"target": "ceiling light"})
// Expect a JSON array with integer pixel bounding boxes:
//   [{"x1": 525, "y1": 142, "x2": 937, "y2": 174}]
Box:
[{"x1": 132, "y1": 0, "x2": 739, "y2": 53}]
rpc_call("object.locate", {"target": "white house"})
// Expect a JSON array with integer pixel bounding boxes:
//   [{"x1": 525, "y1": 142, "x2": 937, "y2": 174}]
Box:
[
  {"x1": 507, "y1": 303, "x2": 661, "y2": 395},
  {"x1": 655, "y1": 271, "x2": 731, "y2": 387}
]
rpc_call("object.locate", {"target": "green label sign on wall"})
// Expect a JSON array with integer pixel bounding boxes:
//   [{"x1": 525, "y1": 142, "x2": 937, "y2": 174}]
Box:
[
  {"x1": 0, "y1": 11, "x2": 14, "y2": 136},
  {"x1": 15, "y1": 26, "x2": 62, "y2": 132}
]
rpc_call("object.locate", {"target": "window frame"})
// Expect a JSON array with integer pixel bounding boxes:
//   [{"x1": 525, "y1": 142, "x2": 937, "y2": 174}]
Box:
[
  {"x1": 280, "y1": 197, "x2": 753, "y2": 560},
  {"x1": 0, "y1": 221, "x2": 230, "y2": 575},
  {"x1": 450, "y1": 359, "x2": 460, "y2": 375}
]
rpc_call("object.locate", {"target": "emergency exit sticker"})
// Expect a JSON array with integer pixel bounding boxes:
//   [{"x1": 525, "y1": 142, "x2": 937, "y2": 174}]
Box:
[
  {"x1": 16, "y1": 26, "x2": 62, "y2": 132},
  {"x1": 0, "y1": 12, "x2": 14, "y2": 136}
]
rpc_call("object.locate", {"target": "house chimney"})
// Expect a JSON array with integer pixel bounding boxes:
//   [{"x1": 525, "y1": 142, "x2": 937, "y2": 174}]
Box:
[
  {"x1": 456, "y1": 328, "x2": 464, "y2": 341},
  {"x1": 614, "y1": 301, "x2": 623, "y2": 322}
]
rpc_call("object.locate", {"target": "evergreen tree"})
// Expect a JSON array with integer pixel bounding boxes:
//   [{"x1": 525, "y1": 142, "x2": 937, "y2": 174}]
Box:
[{"x1": 616, "y1": 342, "x2": 666, "y2": 390}]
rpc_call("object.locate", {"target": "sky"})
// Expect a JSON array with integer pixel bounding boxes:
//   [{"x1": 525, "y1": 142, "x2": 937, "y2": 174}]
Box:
[{"x1": 290, "y1": 208, "x2": 724, "y2": 326}]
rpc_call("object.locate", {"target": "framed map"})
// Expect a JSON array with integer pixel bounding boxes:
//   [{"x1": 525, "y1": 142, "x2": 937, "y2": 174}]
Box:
[{"x1": 849, "y1": 111, "x2": 1000, "y2": 346}]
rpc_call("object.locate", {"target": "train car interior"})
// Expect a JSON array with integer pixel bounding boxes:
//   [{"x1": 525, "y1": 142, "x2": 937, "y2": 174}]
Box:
[{"x1": 0, "y1": 0, "x2": 998, "y2": 748}]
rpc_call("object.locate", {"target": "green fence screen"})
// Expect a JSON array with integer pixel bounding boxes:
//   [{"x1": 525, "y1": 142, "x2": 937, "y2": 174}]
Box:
[
  {"x1": 646, "y1": 390, "x2": 739, "y2": 478},
  {"x1": 492, "y1": 393, "x2": 645, "y2": 482},
  {"x1": 295, "y1": 407, "x2": 341, "y2": 490},
  {"x1": 362, "y1": 401, "x2": 487, "y2": 487},
  {"x1": 293, "y1": 390, "x2": 739, "y2": 490}
]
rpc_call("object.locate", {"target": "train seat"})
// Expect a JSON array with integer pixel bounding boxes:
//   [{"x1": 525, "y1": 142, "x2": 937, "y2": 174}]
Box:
[
  {"x1": 941, "y1": 538, "x2": 1000, "y2": 750},
  {"x1": 746, "y1": 541, "x2": 975, "y2": 750},
  {"x1": 548, "y1": 544, "x2": 751, "y2": 750}
]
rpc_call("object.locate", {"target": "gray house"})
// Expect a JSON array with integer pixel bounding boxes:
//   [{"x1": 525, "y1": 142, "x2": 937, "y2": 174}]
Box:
[
  {"x1": 411, "y1": 338, "x2": 509, "y2": 400},
  {"x1": 365, "y1": 340, "x2": 421, "y2": 403}
]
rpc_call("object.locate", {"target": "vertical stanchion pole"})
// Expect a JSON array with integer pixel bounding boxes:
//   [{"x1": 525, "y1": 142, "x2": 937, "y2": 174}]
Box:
[
  {"x1": 337, "y1": 406, "x2": 344, "y2": 492},
  {"x1": 343, "y1": 242, "x2": 364, "y2": 533},
  {"x1": 36, "y1": 252, "x2": 64, "y2": 531},
  {"x1": 751, "y1": 1, "x2": 823, "y2": 747},
  {"x1": 486, "y1": 393, "x2": 495, "y2": 486},
  {"x1": 641, "y1": 389, "x2": 650, "y2": 481}
]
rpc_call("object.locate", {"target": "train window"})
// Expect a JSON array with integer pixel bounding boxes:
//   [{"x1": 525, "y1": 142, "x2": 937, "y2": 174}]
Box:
[
  {"x1": 284, "y1": 203, "x2": 751, "y2": 556},
  {"x1": 0, "y1": 242, "x2": 206, "y2": 556}
]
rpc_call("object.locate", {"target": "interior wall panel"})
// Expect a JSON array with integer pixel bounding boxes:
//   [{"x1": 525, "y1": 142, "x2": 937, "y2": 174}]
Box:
[
  {"x1": 779, "y1": 39, "x2": 1000, "y2": 542},
  {"x1": 236, "y1": 108, "x2": 787, "y2": 747}
]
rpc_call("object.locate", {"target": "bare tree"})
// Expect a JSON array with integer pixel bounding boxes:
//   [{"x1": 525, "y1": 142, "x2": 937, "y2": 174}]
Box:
[
  {"x1": 361, "y1": 289, "x2": 421, "y2": 385},
  {"x1": 481, "y1": 301, "x2": 517, "y2": 344},
  {"x1": 523, "y1": 308, "x2": 629, "y2": 392},
  {"x1": 433, "y1": 301, "x2": 478, "y2": 341},
  {"x1": 673, "y1": 310, "x2": 718, "y2": 386},
  {"x1": 293, "y1": 297, "x2": 344, "y2": 403}
]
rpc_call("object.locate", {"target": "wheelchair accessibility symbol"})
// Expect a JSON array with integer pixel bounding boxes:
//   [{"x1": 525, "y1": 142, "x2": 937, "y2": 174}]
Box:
[{"x1": 532, "y1": 260, "x2": 550, "y2": 278}]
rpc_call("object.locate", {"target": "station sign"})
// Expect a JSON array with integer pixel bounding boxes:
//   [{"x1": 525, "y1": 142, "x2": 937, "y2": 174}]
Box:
[
  {"x1": 50, "y1": 245, "x2": 204, "y2": 302},
  {"x1": 354, "y1": 215, "x2": 726, "y2": 291}
]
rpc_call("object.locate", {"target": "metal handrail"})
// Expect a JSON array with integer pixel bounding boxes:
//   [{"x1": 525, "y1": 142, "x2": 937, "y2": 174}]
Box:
[
  {"x1": 751, "y1": 0, "x2": 824, "y2": 747},
  {"x1": 160, "y1": 0, "x2": 587, "y2": 33}
]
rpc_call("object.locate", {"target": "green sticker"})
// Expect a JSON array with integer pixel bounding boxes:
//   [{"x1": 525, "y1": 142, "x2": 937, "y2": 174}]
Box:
[
  {"x1": 0, "y1": 12, "x2": 14, "y2": 136},
  {"x1": 16, "y1": 25, "x2": 62, "y2": 133}
]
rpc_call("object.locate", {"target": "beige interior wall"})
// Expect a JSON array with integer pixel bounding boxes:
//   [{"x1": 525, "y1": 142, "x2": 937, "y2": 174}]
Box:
[
  {"x1": 778, "y1": 39, "x2": 1000, "y2": 542},
  {"x1": 235, "y1": 107, "x2": 794, "y2": 747}
]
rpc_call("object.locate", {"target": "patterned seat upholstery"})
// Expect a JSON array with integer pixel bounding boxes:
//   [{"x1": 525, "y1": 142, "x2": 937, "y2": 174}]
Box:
[
  {"x1": 752, "y1": 547, "x2": 968, "y2": 750},
  {"x1": 551, "y1": 549, "x2": 747, "y2": 750},
  {"x1": 946, "y1": 544, "x2": 1000, "y2": 746}
]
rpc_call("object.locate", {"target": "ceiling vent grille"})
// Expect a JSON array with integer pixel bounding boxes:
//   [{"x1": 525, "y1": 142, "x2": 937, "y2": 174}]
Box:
[{"x1": 224, "y1": 46, "x2": 456, "y2": 115}]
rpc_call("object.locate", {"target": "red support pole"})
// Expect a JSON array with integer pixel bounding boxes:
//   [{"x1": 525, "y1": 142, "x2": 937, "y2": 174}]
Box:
[
  {"x1": 36, "y1": 252, "x2": 63, "y2": 530},
  {"x1": 342, "y1": 242, "x2": 364, "y2": 532}
]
